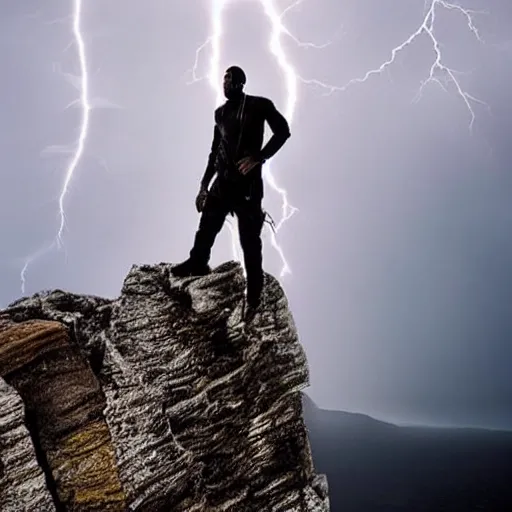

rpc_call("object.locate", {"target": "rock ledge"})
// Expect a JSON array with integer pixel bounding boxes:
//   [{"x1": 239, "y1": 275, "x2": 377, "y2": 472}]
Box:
[{"x1": 0, "y1": 261, "x2": 329, "y2": 511}]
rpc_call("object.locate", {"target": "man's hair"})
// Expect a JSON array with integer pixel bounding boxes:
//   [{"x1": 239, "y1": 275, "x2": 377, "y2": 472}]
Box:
[{"x1": 225, "y1": 65, "x2": 246, "y2": 86}]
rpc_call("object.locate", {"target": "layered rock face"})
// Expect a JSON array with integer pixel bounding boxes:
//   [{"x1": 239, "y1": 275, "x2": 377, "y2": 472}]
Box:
[{"x1": 0, "y1": 261, "x2": 329, "y2": 511}]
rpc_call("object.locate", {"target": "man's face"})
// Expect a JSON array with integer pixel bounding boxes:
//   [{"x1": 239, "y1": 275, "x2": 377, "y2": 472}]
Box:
[{"x1": 223, "y1": 72, "x2": 234, "y2": 98}]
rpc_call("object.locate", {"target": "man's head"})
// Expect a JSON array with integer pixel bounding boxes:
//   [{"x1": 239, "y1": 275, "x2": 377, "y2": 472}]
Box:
[{"x1": 223, "y1": 66, "x2": 246, "y2": 99}]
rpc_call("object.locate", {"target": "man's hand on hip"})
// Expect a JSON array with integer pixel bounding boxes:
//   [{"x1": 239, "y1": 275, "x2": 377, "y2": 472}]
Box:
[{"x1": 237, "y1": 156, "x2": 260, "y2": 175}]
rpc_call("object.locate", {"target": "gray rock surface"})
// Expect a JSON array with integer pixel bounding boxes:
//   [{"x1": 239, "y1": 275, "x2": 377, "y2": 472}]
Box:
[
  {"x1": 0, "y1": 379, "x2": 56, "y2": 512},
  {"x1": 1, "y1": 261, "x2": 329, "y2": 511}
]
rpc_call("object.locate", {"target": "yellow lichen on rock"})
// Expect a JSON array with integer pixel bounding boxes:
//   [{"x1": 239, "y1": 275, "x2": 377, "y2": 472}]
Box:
[
  {"x1": 49, "y1": 419, "x2": 126, "y2": 510},
  {"x1": 0, "y1": 315, "x2": 127, "y2": 511},
  {"x1": 0, "y1": 319, "x2": 68, "y2": 375}
]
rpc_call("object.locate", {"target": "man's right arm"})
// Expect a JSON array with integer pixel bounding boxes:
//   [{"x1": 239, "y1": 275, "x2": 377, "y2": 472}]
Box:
[{"x1": 200, "y1": 125, "x2": 220, "y2": 191}]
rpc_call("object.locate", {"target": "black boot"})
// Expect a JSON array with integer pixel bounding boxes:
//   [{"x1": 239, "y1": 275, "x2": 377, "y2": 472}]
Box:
[
  {"x1": 171, "y1": 259, "x2": 210, "y2": 278},
  {"x1": 246, "y1": 272, "x2": 263, "y2": 307},
  {"x1": 246, "y1": 288, "x2": 261, "y2": 309},
  {"x1": 244, "y1": 276, "x2": 263, "y2": 323}
]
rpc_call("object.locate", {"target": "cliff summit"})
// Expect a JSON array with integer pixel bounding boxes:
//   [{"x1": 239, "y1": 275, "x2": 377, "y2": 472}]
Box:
[{"x1": 0, "y1": 261, "x2": 328, "y2": 511}]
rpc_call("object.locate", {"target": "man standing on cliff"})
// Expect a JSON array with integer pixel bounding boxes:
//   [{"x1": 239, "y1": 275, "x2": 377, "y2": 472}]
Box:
[{"x1": 171, "y1": 66, "x2": 291, "y2": 314}]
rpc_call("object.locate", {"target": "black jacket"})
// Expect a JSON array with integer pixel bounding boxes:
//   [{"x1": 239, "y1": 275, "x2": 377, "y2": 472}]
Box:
[{"x1": 201, "y1": 94, "x2": 291, "y2": 201}]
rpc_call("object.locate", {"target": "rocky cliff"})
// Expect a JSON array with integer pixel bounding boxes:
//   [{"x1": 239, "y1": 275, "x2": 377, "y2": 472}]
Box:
[{"x1": 0, "y1": 261, "x2": 329, "y2": 511}]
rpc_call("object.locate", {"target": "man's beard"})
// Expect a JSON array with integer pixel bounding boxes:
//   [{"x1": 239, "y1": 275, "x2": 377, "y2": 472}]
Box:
[{"x1": 224, "y1": 86, "x2": 243, "y2": 100}]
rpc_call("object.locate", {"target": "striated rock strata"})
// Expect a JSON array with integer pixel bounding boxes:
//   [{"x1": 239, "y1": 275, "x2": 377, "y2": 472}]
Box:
[{"x1": 0, "y1": 261, "x2": 329, "y2": 511}]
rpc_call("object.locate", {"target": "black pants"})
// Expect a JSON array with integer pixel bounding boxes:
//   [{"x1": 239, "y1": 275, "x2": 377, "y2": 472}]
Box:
[{"x1": 189, "y1": 193, "x2": 265, "y2": 299}]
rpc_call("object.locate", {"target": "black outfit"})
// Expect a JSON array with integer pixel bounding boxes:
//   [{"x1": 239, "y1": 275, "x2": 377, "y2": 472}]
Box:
[{"x1": 178, "y1": 93, "x2": 290, "y2": 306}]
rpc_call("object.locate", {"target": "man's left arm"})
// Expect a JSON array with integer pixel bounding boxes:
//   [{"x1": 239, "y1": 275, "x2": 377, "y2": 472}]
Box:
[
  {"x1": 258, "y1": 99, "x2": 291, "y2": 163},
  {"x1": 238, "y1": 99, "x2": 291, "y2": 175}
]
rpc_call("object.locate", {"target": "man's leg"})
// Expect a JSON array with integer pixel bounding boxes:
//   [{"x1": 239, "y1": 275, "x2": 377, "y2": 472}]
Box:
[
  {"x1": 235, "y1": 199, "x2": 265, "y2": 307},
  {"x1": 172, "y1": 195, "x2": 229, "y2": 277}
]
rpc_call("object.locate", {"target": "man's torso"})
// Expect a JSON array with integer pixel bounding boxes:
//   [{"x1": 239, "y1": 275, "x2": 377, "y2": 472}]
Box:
[{"x1": 212, "y1": 94, "x2": 270, "y2": 200}]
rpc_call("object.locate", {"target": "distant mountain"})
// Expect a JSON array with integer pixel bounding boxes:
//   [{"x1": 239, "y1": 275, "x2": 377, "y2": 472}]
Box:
[
  {"x1": 302, "y1": 393, "x2": 398, "y2": 434},
  {"x1": 302, "y1": 393, "x2": 512, "y2": 512}
]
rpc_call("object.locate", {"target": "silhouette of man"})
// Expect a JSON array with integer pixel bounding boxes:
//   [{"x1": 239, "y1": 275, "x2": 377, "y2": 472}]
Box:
[{"x1": 171, "y1": 66, "x2": 291, "y2": 312}]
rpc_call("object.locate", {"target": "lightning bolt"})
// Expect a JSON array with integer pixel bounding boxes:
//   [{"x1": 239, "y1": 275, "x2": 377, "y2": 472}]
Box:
[
  {"x1": 57, "y1": 0, "x2": 91, "y2": 241},
  {"x1": 258, "y1": 0, "x2": 302, "y2": 277},
  {"x1": 20, "y1": 0, "x2": 90, "y2": 293},
  {"x1": 300, "y1": 0, "x2": 488, "y2": 132}
]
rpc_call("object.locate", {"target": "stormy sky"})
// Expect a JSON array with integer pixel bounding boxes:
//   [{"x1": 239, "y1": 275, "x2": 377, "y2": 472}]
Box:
[{"x1": 1, "y1": 0, "x2": 511, "y2": 430}]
